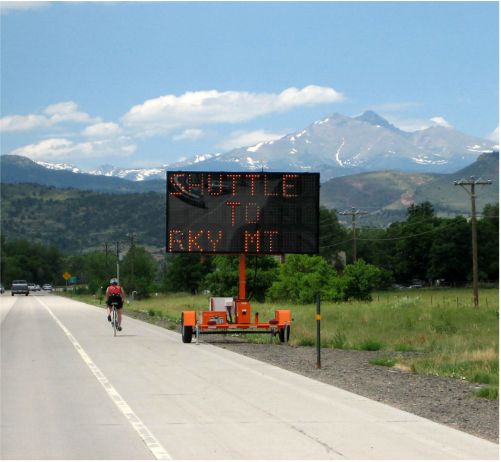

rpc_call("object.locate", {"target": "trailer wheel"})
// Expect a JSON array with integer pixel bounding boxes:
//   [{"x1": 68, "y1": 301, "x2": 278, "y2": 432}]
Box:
[
  {"x1": 279, "y1": 324, "x2": 290, "y2": 343},
  {"x1": 181, "y1": 315, "x2": 193, "y2": 343}
]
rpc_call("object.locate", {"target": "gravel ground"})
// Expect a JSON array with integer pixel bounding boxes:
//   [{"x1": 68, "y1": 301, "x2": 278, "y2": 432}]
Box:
[{"x1": 126, "y1": 312, "x2": 499, "y2": 444}]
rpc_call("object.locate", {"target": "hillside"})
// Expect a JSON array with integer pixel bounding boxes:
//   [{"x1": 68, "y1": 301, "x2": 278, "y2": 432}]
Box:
[
  {"x1": 0, "y1": 183, "x2": 166, "y2": 257},
  {"x1": 321, "y1": 151, "x2": 499, "y2": 226},
  {"x1": 1, "y1": 153, "x2": 498, "y2": 253},
  {"x1": 0, "y1": 155, "x2": 165, "y2": 194}
]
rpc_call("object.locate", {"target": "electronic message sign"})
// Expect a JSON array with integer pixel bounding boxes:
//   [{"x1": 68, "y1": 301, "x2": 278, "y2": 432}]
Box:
[{"x1": 166, "y1": 171, "x2": 320, "y2": 255}]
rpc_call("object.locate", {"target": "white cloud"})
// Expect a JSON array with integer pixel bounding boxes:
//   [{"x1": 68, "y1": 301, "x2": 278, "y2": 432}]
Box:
[
  {"x1": 429, "y1": 117, "x2": 452, "y2": 128},
  {"x1": 0, "y1": 114, "x2": 52, "y2": 132},
  {"x1": 121, "y1": 85, "x2": 346, "y2": 136},
  {"x1": 172, "y1": 128, "x2": 207, "y2": 142},
  {"x1": 0, "y1": 1, "x2": 51, "y2": 14},
  {"x1": 217, "y1": 129, "x2": 287, "y2": 151},
  {"x1": 82, "y1": 122, "x2": 123, "y2": 138},
  {"x1": 486, "y1": 126, "x2": 499, "y2": 142},
  {"x1": 383, "y1": 114, "x2": 453, "y2": 132},
  {"x1": 0, "y1": 101, "x2": 101, "y2": 132},
  {"x1": 12, "y1": 136, "x2": 137, "y2": 163}
]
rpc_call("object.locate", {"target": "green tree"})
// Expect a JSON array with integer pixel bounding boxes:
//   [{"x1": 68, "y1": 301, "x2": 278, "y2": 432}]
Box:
[
  {"x1": 204, "y1": 255, "x2": 279, "y2": 302},
  {"x1": 267, "y1": 254, "x2": 334, "y2": 304},
  {"x1": 318, "y1": 206, "x2": 349, "y2": 269},
  {"x1": 326, "y1": 259, "x2": 382, "y2": 302},
  {"x1": 477, "y1": 203, "x2": 499, "y2": 280},
  {"x1": 121, "y1": 246, "x2": 158, "y2": 297},
  {"x1": 427, "y1": 218, "x2": 471, "y2": 281},
  {"x1": 164, "y1": 254, "x2": 214, "y2": 294}
]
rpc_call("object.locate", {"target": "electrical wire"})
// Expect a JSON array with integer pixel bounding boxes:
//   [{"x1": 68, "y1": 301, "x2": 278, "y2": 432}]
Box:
[{"x1": 319, "y1": 217, "x2": 470, "y2": 248}]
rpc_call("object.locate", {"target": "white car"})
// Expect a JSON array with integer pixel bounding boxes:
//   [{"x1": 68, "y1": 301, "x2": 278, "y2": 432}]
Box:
[{"x1": 43, "y1": 284, "x2": 52, "y2": 291}]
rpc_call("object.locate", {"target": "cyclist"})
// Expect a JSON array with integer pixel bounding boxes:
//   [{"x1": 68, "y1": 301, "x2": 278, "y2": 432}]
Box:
[{"x1": 106, "y1": 278, "x2": 125, "y2": 331}]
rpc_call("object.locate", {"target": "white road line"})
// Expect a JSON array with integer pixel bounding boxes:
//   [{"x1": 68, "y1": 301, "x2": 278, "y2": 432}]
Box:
[{"x1": 36, "y1": 297, "x2": 171, "y2": 460}]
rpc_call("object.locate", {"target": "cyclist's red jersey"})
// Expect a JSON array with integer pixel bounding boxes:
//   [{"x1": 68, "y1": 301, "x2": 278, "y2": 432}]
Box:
[{"x1": 108, "y1": 285, "x2": 123, "y2": 295}]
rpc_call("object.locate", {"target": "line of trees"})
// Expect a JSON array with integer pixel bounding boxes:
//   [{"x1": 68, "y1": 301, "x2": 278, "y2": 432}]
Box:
[{"x1": 1, "y1": 202, "x2": 498, "y2": 302}]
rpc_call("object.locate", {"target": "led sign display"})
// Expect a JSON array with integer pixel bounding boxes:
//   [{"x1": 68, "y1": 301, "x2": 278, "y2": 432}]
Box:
[{"x1": 166, "y1": 171, "x2": 320, "y2": 254}]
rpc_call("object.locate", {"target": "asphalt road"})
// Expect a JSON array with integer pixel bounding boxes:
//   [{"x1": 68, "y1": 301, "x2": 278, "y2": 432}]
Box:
[{"x1": 1, "y1": 292, "x2": 499, "y2": 460}]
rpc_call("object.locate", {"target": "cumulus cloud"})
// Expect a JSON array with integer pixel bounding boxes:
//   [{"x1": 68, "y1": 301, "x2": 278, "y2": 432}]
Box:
[
  {"x1": 486, "y1": 126, "x2": 499, "y2": 143},
  {"x1": 172, "y1": 128, "x2": 207, "y2": 142},
  {"x1": 0, "y1": 1, "x2": 51, "y2": 14},
  {"x1": 217, "y1": 130, "x2": 287, "y2": 151},
  {"x1": 0, "y1": 101, "x2": 101, "y2": 132},
  {"x1": 383, "y1": 114, "x2": 453, "y2": 132},
  {"x1": 82, "y1": 122, "x2": 123, "y2": 138},
  {"x1": 121, "y1": 86, "x2": 346, "y2": 136},
  {"x1": 11, "y1": 136, "x2": 137, "y2": 163}
]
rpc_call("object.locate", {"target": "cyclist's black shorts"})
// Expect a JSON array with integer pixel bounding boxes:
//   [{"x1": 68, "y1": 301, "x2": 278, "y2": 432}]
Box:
[{"x1": 107, "y1": 296, "x2": 123, "y2": 309}]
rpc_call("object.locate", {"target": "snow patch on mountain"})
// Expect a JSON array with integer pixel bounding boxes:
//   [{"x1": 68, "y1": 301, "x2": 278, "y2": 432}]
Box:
[{"x1": 36, "y1": 161, "x2": 81, "y2": 173}]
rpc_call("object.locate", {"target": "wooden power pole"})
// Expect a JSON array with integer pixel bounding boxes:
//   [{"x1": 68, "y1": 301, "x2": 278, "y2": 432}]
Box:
[
  {"x1": 453, "y1": 176, "x2": 492, "y2": 309},
  {"x1": 340, "y1": 207, "x2": 368, "y2": 263}
]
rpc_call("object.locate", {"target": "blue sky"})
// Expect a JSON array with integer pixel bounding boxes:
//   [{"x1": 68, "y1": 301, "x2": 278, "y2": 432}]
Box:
[{"x1": 1, "y1": 1, "x2": 499, "y2": 171}]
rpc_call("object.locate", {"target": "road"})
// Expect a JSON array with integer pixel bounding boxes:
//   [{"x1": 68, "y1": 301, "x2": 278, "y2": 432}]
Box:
[{"x1": 1, "y1": 292, "x2": 499, "y2": 460}]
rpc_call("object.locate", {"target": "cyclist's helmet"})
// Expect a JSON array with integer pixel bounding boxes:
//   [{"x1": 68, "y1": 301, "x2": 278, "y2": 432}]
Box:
[{"x1": 110, "y1": 278, "x2": 118, "y2": 285}]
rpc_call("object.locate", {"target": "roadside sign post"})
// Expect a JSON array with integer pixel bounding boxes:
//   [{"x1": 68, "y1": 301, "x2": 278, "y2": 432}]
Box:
[
  {"x1": 316, "y1": 294, "x2": 321, "y2": 369},
  {"x1": 62, "y1": 272, "x2": 71, "y2": 293}
]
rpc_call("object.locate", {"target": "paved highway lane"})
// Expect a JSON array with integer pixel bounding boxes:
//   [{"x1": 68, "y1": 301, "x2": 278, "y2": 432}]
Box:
[{"x1": 1, "y1": 293, "x2": 499, "y2": 460}]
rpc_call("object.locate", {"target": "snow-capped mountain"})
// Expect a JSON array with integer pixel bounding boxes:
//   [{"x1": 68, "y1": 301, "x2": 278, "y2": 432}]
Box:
[
  {"x1": 87, "y1": 164, "x2": 166, "y2": 181},
  {"x1": 35, "y1": 161, "x2": 82, "y2": 174},
  {"x1": 35, "y1": 111, "x2": 497, "y2": 182}
]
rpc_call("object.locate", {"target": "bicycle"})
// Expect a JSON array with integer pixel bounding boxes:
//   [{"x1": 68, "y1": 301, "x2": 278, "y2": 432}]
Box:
[{"x1": 110, "y1": 301, "x2": 120, "y2": 337}]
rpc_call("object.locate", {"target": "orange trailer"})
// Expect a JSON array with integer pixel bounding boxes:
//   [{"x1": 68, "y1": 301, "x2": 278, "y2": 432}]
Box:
[{"x1": 181, "y1": 254, "x2": 291, "y2": 344}]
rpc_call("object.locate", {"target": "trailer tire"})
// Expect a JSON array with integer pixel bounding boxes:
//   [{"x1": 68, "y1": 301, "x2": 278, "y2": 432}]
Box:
[
  {"x1": 181, "y1": 315, "x2": 193, "y2": 343},
  {"x1": 279, "y1": 324, "x2": 290, "y2": 343}
]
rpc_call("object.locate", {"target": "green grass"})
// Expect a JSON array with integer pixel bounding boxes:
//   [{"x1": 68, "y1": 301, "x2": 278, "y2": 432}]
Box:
[
  {"x1": 65, "y1": 287, "x2": 499, "y2": 399},
  {"x1": 369, "y1": 355, "x2": 400, "y2": 367}
]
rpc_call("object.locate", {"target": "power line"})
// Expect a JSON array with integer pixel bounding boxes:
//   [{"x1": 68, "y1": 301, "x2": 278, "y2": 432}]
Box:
[{"x1": 319, "y1": 218, "x2": 469, "y2": 248}]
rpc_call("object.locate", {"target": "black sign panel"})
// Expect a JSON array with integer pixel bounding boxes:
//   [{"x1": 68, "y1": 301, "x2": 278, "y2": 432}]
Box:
[{"x1": 166, "y1": 171, "x2": 319, "y2": 254}]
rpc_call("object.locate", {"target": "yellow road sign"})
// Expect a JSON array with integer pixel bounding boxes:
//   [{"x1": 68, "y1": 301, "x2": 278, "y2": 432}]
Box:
[{"x1": 63, "y1": 272, "x2": 71, "y2": 280}]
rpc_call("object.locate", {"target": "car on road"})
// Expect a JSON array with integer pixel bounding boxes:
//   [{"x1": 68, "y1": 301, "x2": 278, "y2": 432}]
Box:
[
  {"x1": 28, "y1": 283, "x2": 36, "y2": 292},
  {"x1": 43, "y1": 284, "x2": 52, "y2": 291},
  {"x1": 35, "y1": 285, "x2": 41, "y2": 291},
  {"x1": 12, "y1": 280, "x2": 29, "y2": 296},
  {"x1": 0, "y1": 285, "x2": 5, "y2": 294}
]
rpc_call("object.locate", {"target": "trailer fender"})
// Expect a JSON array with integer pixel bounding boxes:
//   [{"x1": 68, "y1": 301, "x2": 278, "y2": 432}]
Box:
[
  {"x1": 182, "y1": 311, "x2": 197, "y2": 327},
  {"x1": 275, "y1": 310, "x2": 291, "y2": 326}
]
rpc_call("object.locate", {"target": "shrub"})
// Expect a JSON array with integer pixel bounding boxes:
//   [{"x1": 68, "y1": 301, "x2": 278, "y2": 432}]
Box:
[
  {"x1": 359, "y1": 339, "x2": 384, "y2": 351},
  {"x1": 474, "y1": 386, "x2": 499, "y2": 400},
  {"x1": 297, "y1": 337, "x2": 315, "y2": 347},
  {"x1": 331, "y1": 331, "x2": 347, "y2": 349}
]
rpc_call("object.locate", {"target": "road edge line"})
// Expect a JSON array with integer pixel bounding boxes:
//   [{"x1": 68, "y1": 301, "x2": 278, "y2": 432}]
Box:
[{"x1": 36, "y1": 297, "x2": 172, "y2": 460}]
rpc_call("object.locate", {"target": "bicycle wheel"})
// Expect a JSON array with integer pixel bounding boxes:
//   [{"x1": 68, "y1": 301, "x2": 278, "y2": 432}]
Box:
[{"x1": 113, "y1": 305, "x2": 117, "y2": 337}]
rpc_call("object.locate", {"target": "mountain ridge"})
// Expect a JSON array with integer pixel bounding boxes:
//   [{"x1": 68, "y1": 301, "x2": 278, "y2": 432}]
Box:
[{"x1": 11, "y1": 110, "x2": 496, "y2": 183}]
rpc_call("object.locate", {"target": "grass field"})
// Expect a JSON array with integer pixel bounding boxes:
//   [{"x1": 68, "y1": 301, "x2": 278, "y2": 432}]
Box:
[{"x1": 67, "y1": 287, "x2": 499, "y2": 399}]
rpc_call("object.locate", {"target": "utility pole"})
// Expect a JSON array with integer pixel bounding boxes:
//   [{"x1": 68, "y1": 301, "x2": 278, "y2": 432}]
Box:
[
  {"x1": 340, "y1": 207, "x2": 367, "y2": 263},
  {"x1": 102, "y1": 242, "x2": 111, "y2": 280},
  {"x1": 126, "y1": 232, "x2": 140, "y2": 278},
  {"x1": 115, "y1": 241, "x2": 122, "y2": 284},
  {"x1": 453, "y1": 176, "x2": 492, "y2": 309}
]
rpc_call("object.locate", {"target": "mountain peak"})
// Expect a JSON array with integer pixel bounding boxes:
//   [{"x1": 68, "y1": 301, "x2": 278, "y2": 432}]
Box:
[{"x1": 355, "y1": 110, "x2": 408, "y2": 136}]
